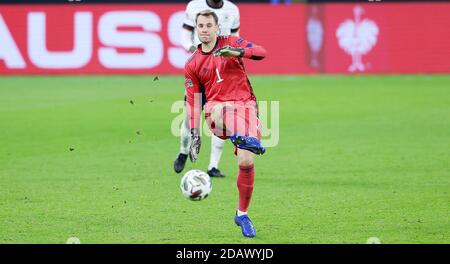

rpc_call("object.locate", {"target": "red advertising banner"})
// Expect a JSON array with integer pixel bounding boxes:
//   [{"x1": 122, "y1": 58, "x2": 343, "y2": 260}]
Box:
[
  {"x1": 1, "y1": 3, "x2": 450, "y2": 75},
  {"x1": 316, "y1": 3, "x2": 450, "y2": 74},
  {"x1": 0, "y1": 5, "x2": 190, "y2": 75}
]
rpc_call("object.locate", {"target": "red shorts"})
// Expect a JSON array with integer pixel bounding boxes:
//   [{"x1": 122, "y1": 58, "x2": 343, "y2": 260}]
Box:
[{"x1": 204, "y1": 101, "x2": 261, "y2": 141}]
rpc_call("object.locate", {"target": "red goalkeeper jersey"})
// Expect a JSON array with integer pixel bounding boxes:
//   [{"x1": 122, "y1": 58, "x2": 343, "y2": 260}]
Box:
[{"x1": 184, "y1": 35, "x2": 266, "y2": 129}]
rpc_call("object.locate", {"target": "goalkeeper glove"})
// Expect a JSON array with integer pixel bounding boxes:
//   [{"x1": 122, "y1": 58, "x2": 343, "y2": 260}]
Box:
[
  {"x1": 189, "y1": 128, "x2": 201, "y2": 162},
  {"x1": 213, "y1": 45, "x2": 244, "y2": 57}
]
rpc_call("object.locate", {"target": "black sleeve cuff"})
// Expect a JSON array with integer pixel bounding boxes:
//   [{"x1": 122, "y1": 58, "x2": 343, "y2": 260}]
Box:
[{"x1": 183, "y1": 24, "x2": 195, "y2": 31}]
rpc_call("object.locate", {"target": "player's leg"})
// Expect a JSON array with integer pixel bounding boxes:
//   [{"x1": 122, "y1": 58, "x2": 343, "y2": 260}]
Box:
[
  {"x1": 230, "y1": 134, "x2": 265, "y2": 155},
  {"x1": 205, "y1": 101, "x2": 265, "y2": 155},
  {"x1": 203, "y1": 94, "x2": 226, "y2": 178},
  {"x1": 180, "y1": 118, "x2": 191, "y2": 155},
  {"x1": 234, "y1": 149, "x2": 256, "y2": 238},
  {"x1": 207, "y1": 135, "x2": 226, "y2": 177},
  {"x1": 174, "y1": 118, "x2": 190, "y2": 173},
  {"x1": 174, "y1": 96, "x2": 191, "y2": 173},
  {"x1": 228, "y1": 102, "x2": 265, "y2": 155}
]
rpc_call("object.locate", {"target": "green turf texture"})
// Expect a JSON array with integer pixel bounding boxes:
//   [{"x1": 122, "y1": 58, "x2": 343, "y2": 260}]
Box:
[{"x1": 0, "y1": 75, "x2": 449, "y2": 244}]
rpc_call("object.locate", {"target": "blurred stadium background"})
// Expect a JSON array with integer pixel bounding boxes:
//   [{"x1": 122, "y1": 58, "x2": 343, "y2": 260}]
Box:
[{"x1": 0, "y1": 0, "x2": 449, "y2": 243}]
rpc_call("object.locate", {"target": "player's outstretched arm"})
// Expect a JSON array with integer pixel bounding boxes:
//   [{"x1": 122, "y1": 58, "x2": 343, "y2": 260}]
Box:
[
  {"x1": 214, "y1": 37, "x2": 266, "y2": 60},
  {"x1": 214, "y1": 46, "x2": 244, "y2": 57},
  {"x1": 181, "y1": 27, "x2": 196, "y2": 53},
  {"x1": 184, "y1": 64, "x2": 202, "y2": 162},
  {"x1": 181, "y1": 1, "x2": 197, "y2": 53},
  {"x1": 185, "y1": 64, "x2": 201, "y2": 127}
]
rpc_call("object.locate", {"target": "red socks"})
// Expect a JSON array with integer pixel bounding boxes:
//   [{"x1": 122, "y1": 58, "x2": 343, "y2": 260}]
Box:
[{"x1": 237, "y1": 164, "x2": 255, "y2": 212}]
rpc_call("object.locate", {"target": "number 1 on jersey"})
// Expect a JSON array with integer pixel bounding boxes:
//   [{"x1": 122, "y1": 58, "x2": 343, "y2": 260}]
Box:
[{"x1": 216, "y1": 68, "x2": 224, "y2": 83}]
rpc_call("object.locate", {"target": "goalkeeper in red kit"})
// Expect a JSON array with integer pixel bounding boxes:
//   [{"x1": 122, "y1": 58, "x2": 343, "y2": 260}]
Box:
[{"x1": 185, "y1": 10, "x2": 266, "y2": 238}]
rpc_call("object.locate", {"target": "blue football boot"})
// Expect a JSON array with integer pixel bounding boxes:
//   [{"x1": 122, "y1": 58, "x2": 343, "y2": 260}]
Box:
[
  {"x1": 234, "y1": 214, "x2": 256, "y2": 238},
  {"x1": 230, "y1": 134, "x2": 266, "y2": 155}
]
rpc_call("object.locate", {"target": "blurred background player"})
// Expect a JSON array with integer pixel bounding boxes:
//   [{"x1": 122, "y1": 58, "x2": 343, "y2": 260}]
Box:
[
  {"x1": 174, "y1": 0, "x2": 241, "y2": 178},
  {"x1": 185, "y1": 10, "x2": 266, "y2": 238}
]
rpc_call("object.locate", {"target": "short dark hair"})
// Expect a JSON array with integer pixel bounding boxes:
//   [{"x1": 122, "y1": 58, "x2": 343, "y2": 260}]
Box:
[{"x1": 195, "y1": 10, "x2": 219, "y2": 25}]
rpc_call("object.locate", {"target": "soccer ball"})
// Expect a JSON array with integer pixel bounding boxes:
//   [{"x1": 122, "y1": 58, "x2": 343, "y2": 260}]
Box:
[{"x1": 180, "y1": 169, "x2": 212, "y2": 201}]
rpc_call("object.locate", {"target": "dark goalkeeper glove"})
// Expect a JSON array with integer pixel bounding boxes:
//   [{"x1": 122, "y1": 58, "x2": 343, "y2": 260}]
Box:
[
  {"x1": 189, "y1": 128, "x2": 201, "y2": 162},
  {"x1": 213, "y1": 45, "x2": 244, "y2": 57}
]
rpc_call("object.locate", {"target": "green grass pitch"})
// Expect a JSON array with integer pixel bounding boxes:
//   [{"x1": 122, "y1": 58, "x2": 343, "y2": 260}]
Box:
[{"x1": 0, "y1": 75, "x2": 449, "y2": 244}]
